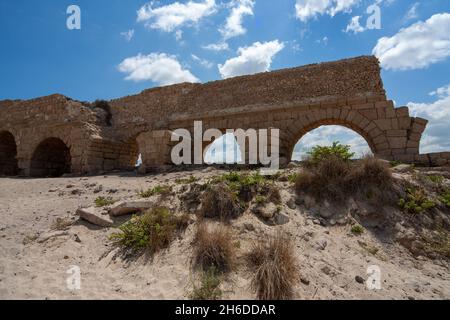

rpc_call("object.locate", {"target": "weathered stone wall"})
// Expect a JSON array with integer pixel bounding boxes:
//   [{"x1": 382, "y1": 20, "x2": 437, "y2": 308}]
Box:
[{"x1": 0, "y1": 55, "x2": 445, "y2": 176}]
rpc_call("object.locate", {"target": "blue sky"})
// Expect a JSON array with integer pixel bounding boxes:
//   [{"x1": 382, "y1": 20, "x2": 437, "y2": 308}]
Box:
[{"x1": 1, "y1": 0, "x2": 449, "y2": 159}]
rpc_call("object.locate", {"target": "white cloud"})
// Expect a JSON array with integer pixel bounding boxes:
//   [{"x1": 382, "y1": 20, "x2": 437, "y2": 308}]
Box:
[
  {"x1": 345, "y1": 16, "x2": 365, "y2": 34},
  {"x1": 316, "y1": 36, "x2": 329, "y2": 45},
  {"x1": 220, "y1": 0, "x2": 255, "y2": 39},
  {"x1": 120, "y1": 29, "x2": 135, "y2": 42},
  {"x1": 403, "y1": 2, "x2": 419, "y2": 22},
  {"x1": 191, "y1": 54, "x2": 214, "y2": 69},
  {"x1": 204, "y1": 133, "x2": 242, "y2": 164},
  {"x1": 175, "y1": 30, "x2": 183, "y2": 41},
  {"x1": 202, "y1": 42, "x2": 230, "y2": 51},
  {"x1": 373, "y1": 13, "x2": 450, "y2": 70},
  {"x1": 407, "y1": 84, "x2": 450, "y2": 153},
  {"x1": 137, "y1": 0, "x2": 217, "y2": 32},
  {"x1": 292, "y1": 125, "x2": 371, "y2": 160},
  {"x1": 118, "y1": 53, "x2": 199, "y2": 85},
  {"x1": 295, "y1": 0, "x2": 360, "y2": 22},
  {"x1": 218, "y1": 40, "x2": 284, "y2": 79}
]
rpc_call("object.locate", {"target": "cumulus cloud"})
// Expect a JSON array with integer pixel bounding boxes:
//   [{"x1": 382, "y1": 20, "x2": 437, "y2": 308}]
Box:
[
  {"x1": 295, "y1": 0, "x2": 360, "y2": 22},
  {"x1": 292, "y1": 125, "x2": 372, "y2": 160},
  {"x1": 373, "y1": 13, "x2": 450, "y2": 70},
  {"x1": 345, "y1": 16, "x2": 365, "y2": 34},
  {"x1": 218, "y1": 40, "x2": 284, "y2": 79},
  {"x1": 118, "y1": 53, "x2": 199, "y2": 86},
  {"x1": 137, "y1": 0, "x2": 217, "y2": 32},
  {"x1": 202, "y1": 42, "x2": 230, "y2": 51},
  {"x1": 220, "y1": 0, "x2": 255, "y2": 39},
  {"x1": 204, "y1": 133, "x2": 242, "y2": 164},
  {"x1": 407, "y1": 84, "x2": 450, "y2": 153}
]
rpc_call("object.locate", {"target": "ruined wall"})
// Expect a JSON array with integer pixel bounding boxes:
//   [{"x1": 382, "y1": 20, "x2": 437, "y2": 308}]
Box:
[{"x1": 0, "y1": 55, "x2": 445, "y2": 176}]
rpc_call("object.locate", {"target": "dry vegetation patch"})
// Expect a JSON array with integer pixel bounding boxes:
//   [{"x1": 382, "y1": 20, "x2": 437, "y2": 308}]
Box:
[
  {"x1": 246, "y1": 232, "x2": 299, "y2": 300},
  {"x1": 193, "y1": 223, "x2": 235, "y2": 273}
]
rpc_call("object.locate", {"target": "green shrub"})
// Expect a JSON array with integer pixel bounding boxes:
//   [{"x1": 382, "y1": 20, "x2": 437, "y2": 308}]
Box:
[
  {"x1": 389, "y1": 160, "x2": 402, "y2": 167},
  {"x1": 138, "y1": 185, "x2": 172, "y2": 198},
  {"x1": 189, "y1": 267, "x2": 222, "y2": 300},
  {"x1": 51, "y1": 217, "x2": 73, "y2": 230},
  {"x1": 307, "y1": 141, "x2": 354, "y2": 164},
  {"x1": 399, "y1": 188, "x2": 436, "y2": 214},
  {"x1": 427, "y1": 175, "x2": 444, "y2": 185},
  {"x1": 287, "y1": 173, "x2": 299, "y2": 183},
  {"x1": 351, "y1": 224, "x2": 365, "y2": 235},
  {"x1": 440, "y1": 191, "x2": 450, "y2": 207},
  {"x1": 110, "y1": 207, "x2": 189, "y2": 253},
  {"x1": 255, "y1": 195, "x2": 267, "y2": 205},
  {"x1": 95, "y1": 196, "x2": 116, "y2": 207},
  {"x1": 175, "y1": 176, "x2": 198, "y2": 184}
]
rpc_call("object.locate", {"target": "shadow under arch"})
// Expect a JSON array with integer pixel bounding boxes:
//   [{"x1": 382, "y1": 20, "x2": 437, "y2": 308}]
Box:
[
  {"x1": 0, "y1": 130, "x2": 19, "y2": 176},
  {"x1": 30, "y1": 137, "x2": 72, "y2": 177}
]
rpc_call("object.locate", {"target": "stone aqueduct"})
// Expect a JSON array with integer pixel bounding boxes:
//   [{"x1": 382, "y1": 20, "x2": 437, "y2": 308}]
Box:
[{"x1": 1, "y1": 56, "x2": 449, "y2": 177}]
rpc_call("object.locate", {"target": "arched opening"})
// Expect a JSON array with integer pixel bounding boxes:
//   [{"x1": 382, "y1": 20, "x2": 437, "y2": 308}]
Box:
[
  {"x1": 0, "y1": 131, "x2": 19, "y2": 176},
  {"x1": 30, "y1": 138, "x2": 72, "y2": 177},
  {"x1": 204, "y1": 133, "x2": 243, "y2": 164},
  {"x1": 291, "y1": 125, "x2": 372, "y2": 161}
]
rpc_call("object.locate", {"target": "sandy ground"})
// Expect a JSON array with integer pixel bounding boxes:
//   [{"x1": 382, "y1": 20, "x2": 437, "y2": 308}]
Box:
[{"x1": 0, "y1": 168, "x2": 449, "y2": 300}]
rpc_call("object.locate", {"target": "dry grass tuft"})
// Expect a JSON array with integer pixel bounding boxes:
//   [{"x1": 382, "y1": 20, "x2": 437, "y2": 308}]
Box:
[
  {"x1": 247, "y1": 232, "x2": 299, "y2": 300},
  {"x1": 296, "y1": 155, "x2": 394, "y2": 203},
  {"x1": 193, "y1": 223, "x2": 235, "y2": 273}
]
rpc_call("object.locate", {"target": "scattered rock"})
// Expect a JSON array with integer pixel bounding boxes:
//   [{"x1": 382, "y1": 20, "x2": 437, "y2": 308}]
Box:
[
  {"x1": 321, "y1": 266, "x2": 331, "y2": 275},
  {"x1": 66, "y1": 184, "x2": 74, "y2": 189},
  {"x1": 355, "y1": 276, "x2": 365, "y2": 284},
  {"x1": 304, "y1": 195, "x2": 316, "y2": 209},
  {"x1": 300, "y1": 277, "x2": 310, "y2": 285},
  {"x1": 73, "y1": 234, "x2": 81, "y2": 243},
  {"x1": 107, "y1": 188, "x2": 118, "y2": 194},
  {"x1": 244, "y1": 223, "x2": 255, "y2": 232},
  {"x1": 392, "y1": 164, "x2": 412, "y2": 173},
  {"x1": 287, "y1": 198, "x2": 296, "y2": 210},
  {"x1": 253, "y1": 202, "x2": 278, "y2": 219},
  {"x1": 71, "y1": 189, "x2": 82, "y2": 195},
  {"x1": 109, "y1": 200, "x2": 154, "y2": 217},
  {"x1": 314, "y1": 238, "x2": 328, "y2": 250},
  {"x1": 93, "y1": 185, "x2": 103, "y2": 193},
  {"x1": 77, "y1": 207, "x2": 113, "y2": 227},
  {"x1": 37, "y1": 231, "x2": 69, "y2": 243},
  {"x1": 274, "y1": 213, "x2": 290, "y2": 225}
]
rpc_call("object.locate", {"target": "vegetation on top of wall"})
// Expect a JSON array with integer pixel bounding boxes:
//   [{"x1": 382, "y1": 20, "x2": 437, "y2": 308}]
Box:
[{"x1": 92, "y1": 100, "x2": 112, "y2": 127}]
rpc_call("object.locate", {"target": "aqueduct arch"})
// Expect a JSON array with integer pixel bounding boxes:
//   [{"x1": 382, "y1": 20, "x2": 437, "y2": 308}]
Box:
[
  {"x1": 0, "y1": 131, "x2": 19, "y2": 176},
  {"x1": 1, "y1": 55, "x2": 449, "y2": 176}
]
